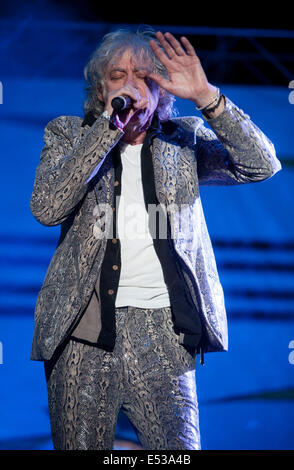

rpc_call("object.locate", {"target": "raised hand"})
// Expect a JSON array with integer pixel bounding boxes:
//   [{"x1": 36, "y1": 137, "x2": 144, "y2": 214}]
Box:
[{"x1": 149, "y1": 32, "x2": 218, "y2": 109}]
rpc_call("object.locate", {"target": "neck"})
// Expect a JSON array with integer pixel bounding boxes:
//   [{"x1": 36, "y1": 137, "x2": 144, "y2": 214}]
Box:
[
  {"x1": 122, "y1": 129, "x2": 146, "y2": 145},
  {"x1": 121, "y1": 112, "x2": 155, "y2": 145}
]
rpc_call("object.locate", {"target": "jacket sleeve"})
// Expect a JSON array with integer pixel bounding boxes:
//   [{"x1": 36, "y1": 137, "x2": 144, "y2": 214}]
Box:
[
  {"x1": 196, "y1": 96, "x2": 282, "y2": 185},
  {"x1": 30, "y1": 114, "x2": 123, "y2": 226}
]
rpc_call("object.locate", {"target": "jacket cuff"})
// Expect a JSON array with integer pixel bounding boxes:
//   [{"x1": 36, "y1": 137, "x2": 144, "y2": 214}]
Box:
[{"x1": 202, "y1": 95, "x2": 251, "y2": 127}]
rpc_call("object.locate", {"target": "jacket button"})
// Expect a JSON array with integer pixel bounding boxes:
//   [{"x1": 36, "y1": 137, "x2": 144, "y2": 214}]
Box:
[
  {"x1": 112, "y1": 265, "x2": 119, "y2": 271},
  {"x1": 112, "y1": 238, "x2": 118, "y2": 244},
  {"x1": 108, "y1": 289, "x2": 114, "y2": 295}
]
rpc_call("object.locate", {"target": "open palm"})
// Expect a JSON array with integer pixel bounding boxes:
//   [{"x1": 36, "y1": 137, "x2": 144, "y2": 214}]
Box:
[{"x1": 149, "y1": 32, "x2": 217, "y2": 106}]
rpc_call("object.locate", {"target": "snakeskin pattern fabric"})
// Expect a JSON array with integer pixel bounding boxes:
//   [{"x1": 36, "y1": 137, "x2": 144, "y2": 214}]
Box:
[
  {"x1": 44, "y1": 306, "x2": 200, "y2": 450},
  {"x1": 30, "y1": 97, "x2": 281, "y2": 361}
]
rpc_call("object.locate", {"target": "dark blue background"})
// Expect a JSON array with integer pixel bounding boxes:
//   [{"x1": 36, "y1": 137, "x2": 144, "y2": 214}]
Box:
[{"x1": 0, "y1": 0, "x2": 293, "y2": 450}]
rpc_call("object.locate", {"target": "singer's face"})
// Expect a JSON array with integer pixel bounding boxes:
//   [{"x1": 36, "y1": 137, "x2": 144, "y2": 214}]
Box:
[{"x1": 100, "y1": 48, "x2": 161, "y2": 130}]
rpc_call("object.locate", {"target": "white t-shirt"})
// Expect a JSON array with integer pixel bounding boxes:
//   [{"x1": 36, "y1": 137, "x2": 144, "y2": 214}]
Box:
[{"x1": 115, "y1": 142, "x2": 170, "y2": 308}]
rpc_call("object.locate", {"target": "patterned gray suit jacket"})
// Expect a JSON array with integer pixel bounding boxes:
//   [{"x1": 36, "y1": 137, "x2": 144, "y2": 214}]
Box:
[{"x1": 30, "y1": 97, "x2": 281, "y2": 361}]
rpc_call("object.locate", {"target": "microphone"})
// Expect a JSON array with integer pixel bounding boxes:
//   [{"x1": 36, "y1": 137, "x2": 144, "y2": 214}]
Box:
[{"x1": 111, "y1": 95, "x2": 133, "y2": 112}]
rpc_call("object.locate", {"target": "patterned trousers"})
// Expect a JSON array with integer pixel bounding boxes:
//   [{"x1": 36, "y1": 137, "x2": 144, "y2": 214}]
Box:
[{"x1": 44, "y1": 306, "x2": 201, "y2": 450}]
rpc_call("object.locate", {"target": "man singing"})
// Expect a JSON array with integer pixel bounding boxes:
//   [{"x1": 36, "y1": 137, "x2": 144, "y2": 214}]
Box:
[{"x1": 30, "y1": 27, "x2": 281, "y2": 450}]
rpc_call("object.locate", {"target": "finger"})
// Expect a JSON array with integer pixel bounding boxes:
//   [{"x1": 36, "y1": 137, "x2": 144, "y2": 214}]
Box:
[
  {"x1": 154, "y1": 31, "x2": 178, "y2": 59},
  {"x1": 107, "y1": 87, "x2": 141, "y2": 111},
  {"x1": 133, "y1": 97, "x2": 148, "y2": 109},
  {"x1": 163, "y1": 32, "x2": 185, "y2": 56},
  {"x1": 148, "y1": 72, "x2": 172, "y2": 92},
  {"x1": 180, "y1": 36, "x2": 196, "y2": 56},
  {"x1": 149, "y1": 38, "x2": 171, "y2": 67},
  {"x1": 123, "y1": 86, "x2": 141, "y2": 104}
]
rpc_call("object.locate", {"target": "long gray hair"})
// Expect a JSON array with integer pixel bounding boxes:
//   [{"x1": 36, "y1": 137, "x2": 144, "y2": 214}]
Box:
[{"x1": 83, "y1": 26, "x2": 177, "y2": 121}]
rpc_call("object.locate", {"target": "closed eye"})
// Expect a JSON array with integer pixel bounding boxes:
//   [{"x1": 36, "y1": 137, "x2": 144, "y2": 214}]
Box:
[
  {"x1": 136, "y1": 71, "x2": 147, "y2": 79},
  {"x1": 110, "y1": 73, "x2": 124, "y2": 81}
]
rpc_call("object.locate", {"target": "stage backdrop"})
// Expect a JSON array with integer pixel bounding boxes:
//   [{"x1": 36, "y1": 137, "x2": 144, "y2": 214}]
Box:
[{"x1": 0, "y1": 75, "x2": 293, "y2": 450}]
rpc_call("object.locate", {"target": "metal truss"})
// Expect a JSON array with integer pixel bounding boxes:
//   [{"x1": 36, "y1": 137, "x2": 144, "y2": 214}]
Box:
[{"x1": 1, "y1": 19, "x2": 294, "y2": 85}]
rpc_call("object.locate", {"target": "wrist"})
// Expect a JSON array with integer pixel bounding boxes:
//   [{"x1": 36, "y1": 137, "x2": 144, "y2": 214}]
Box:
[
  {"x1": 192, "y1": 85, "x2": 218, "y2": 109},
  {"x1": 202, "y1": 94, "x2": 225, "y2": 120},
  {"x1": 102, "y1": 110, "x2": 124, "y2": 130}
]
